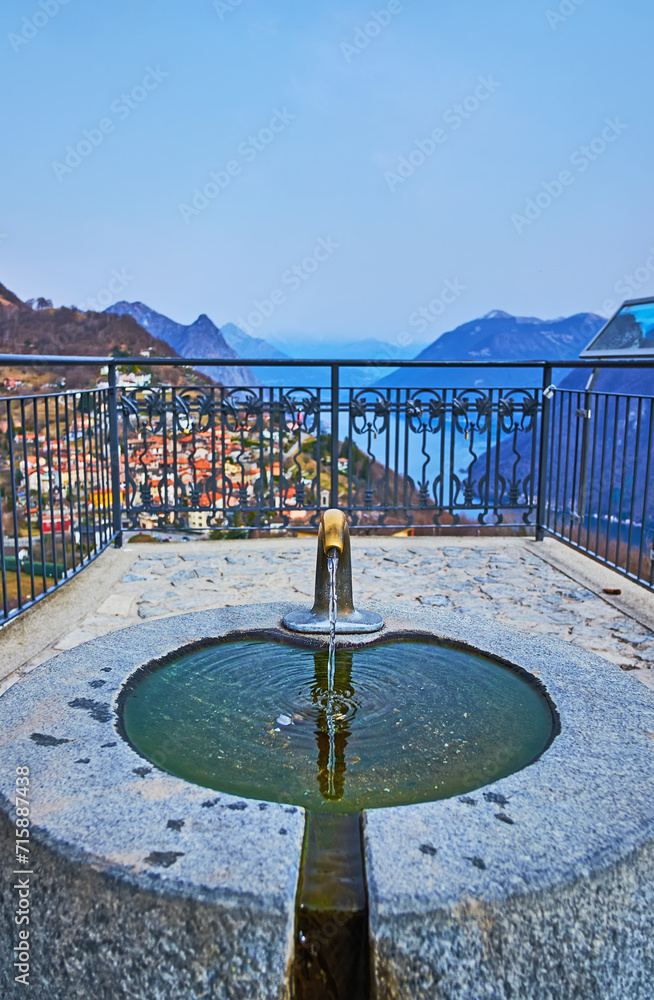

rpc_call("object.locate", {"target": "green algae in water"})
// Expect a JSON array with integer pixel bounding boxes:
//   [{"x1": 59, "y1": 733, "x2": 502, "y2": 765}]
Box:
[{"x1": 122, "y1": 639, "x2": 554, "y2": 813}]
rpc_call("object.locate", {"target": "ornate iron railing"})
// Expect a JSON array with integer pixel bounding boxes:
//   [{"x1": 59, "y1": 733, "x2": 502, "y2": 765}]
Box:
[
  {"x1": 542, "y1": 388, "x2": 654, "y2": 588},
  {"x1": 1, "y1": 354, "x2": 653, "y2": 623},
  {"x1": 0, "y1": 386, "x2": 115, "y2": 622},
  {"x1": 119, "y1": 384, "x2": 542, "y2": 531}
]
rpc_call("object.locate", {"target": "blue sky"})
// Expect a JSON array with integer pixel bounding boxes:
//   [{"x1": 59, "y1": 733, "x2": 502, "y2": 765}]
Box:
[{"x1": 1, "y1": 0, "x2": 653, "y2": 350}]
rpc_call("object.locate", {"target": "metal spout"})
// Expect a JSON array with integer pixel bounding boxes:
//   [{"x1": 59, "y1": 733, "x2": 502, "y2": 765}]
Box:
[
  {"x1": 283, "y1": 509, "x2": 384, "y2": 634},
  {"x1": 315, "y1": 509, "x2": 354, "y2": 617}
]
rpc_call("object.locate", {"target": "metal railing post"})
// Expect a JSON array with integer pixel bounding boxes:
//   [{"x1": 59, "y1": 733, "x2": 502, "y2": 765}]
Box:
[
  {"x1": 536, "y1": 364, "x2": 553, "y2": 541},
  {"x1": 571, "y1": 367, "x2": 599, "y2": 524},
  {"x1": 330, "y1": 364, "x2": 340, "y2": 508},
  {"x1": 107, "y1": 364, "x2": 123, "y2": 548}
]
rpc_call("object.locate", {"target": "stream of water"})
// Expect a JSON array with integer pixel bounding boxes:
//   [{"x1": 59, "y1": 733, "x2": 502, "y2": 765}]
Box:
[
  {"x1": 326, "y1": 549, "x2": 339, "y2": 799},
  {"x1": 327, "y1": 550, "x2": 338, "y2": 687}
]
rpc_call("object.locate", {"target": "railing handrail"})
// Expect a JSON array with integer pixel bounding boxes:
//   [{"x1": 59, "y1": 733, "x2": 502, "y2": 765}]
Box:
[{"x1": 2, "y1": 354, "x2": 654, "y2": 370}]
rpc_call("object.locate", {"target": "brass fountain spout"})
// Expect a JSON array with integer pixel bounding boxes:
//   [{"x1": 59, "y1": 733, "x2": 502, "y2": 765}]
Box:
[{"x1": 283, "y1": 509, "x2": 384, "y2": 633}]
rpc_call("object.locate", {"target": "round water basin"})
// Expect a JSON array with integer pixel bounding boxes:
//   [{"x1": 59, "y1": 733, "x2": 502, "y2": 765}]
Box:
[{"x1": 122, "y1": 637, "x2": 555, "y2": 812}]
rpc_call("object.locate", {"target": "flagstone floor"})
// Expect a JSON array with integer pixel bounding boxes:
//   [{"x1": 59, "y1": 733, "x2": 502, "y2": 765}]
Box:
[{"x1": 2, "y1": 534, "x2": 653, "y2": 696}]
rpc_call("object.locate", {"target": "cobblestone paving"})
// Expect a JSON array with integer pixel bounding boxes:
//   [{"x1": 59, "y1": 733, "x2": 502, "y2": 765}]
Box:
[{"x1": 36, "y1": 537, "x2": 654, "y2": 690}]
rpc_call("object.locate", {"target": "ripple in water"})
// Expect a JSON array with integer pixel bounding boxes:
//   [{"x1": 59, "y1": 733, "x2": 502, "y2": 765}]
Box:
[{"x1": 122, "y1": 639, "x2": 555, "y2": 813}]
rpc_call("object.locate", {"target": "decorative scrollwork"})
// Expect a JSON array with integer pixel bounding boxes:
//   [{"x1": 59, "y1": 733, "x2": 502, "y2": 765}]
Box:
[
  {"x1": 221, "y1": 388, "x2": 264, "y2": 434},
  {"x1": 280, "y1": 389, "x2": 321, "y2": 435},
  {"x1": 116, "y1": 378, "x2": 543, "y2": 532},
  {"x1": 452, "y1": 390, "x2": 492, "y2": 435},
  {"x1": 177, "y1": 388, "x2": 216, "y2": 432},
  {"x1": 406, "y1": 390, "x2": 445, "y2": 434},
  {"x1": 350, "y1": 390, "x2": 392, "y2": 436}
]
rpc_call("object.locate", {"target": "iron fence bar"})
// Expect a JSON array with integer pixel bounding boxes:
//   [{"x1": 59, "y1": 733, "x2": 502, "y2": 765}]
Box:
[
  {"x1": 562, "y1": 393, "x2": 575, "y2": 542},
  {"x1": 6, "y1": 400, "x2": 23, "y2": 611},
  {"x1": 594, "y1": 392, "x2": 609, "y2": 558},
  {"x1": 625, "y1": 395, "x2": 642, "y2": 576},
  {"x1": 0, "y1": 480, "x2": 7, "y2": 620},
  {"x1": 220, "y1": 385, "x2": 227, "y2": 522},
  {"x1": 330, "y1": 365, "x2": 339, "y2": 508},
  {"x1": 92, "y1": 390, "x2": 105, "y2": 544},
  {"x1": 552, "y1": 391, "x2": 565, "y2": 537},
  {"x1": 584, "y1": 390, "x2": 600, "y2": 556},
  {"x1": 43, "y1": 396, "x2": 61, "y2": 585},
  {"x1": 54, "y1": 394, "x2": 69, "y2": 576},
  {"x1": 75, "y1": 394, "x2": 88, "y2": 545},
  {"x1": 449, "y1": 389, "x2": 458, "y2": 516},
  {"x1": 20, "y1": 397, "x2": 37, "y2": 599},
  {"x1": 483, "y1": 387, "x2": 493, "y2": 518},
  {"x1": 392, "y1": 390, "x2": 400, "y2": 515},
  {"x1": 403, "y1": 395, "x2": 412, "y2": 522},
  {"x1": 614, "y1": 395, "x2": 631, "y2": 571},
  {"x1": 544, "y1": 386, "x2": 556, "y2": 532},
  {"x1": 107, "y1": 369, "x2": 122, "y2": 546},
  {"x1": 79, "y1": 394, "x2": 91, "y2": 560},
  {"x1": 568, "y1": 391, "x2": 582, "y2": 543},
  {"x1": 99, "y1": 390, "x2": 114, "y2": 549},
  {"x1": 32, "y1": 396, "x2": 49, "y2": 595},
  {"x1": 63, "y1": 394, "x2": 78, "y2": 572},
  {"x1": 347, "y1": 404, "x2": 353, "y2": 514},
  {"x1": 605, "y1": 396, "x2": 621, "y2": 564},
  {"x1": 638, "y1": 400, "x2": 654, "y2": 583},
  {"x1": 383, "y1": 392, "x2": 391, "y2": 516},
  {"x1": 88, "y1": 392, "x2": 101, "y2": 557},
  {"x1": 536, "y1": 366, "x2": 552, "y2": 540}
]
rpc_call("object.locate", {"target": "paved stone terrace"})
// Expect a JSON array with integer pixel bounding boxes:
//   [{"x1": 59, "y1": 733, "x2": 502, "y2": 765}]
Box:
[{"x1": 1, "y1": 535, "x2": 653, "y2": 696}]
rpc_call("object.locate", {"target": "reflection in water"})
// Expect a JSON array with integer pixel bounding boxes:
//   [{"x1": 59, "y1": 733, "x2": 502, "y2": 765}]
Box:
[
  {"x1": 312, "y1": 650, "x2": 356, "y2": 802},
  {"x1": 122, "y1": 639, "x2": 555, "y2": 814},
  {"x1": 323, "y1": 548, "x2": 344, "y2": 800}
]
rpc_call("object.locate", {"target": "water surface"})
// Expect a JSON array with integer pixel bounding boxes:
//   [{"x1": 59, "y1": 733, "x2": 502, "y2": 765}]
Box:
[{"x1": 122, "y1": 638, "x2": 554, "y2": 813}]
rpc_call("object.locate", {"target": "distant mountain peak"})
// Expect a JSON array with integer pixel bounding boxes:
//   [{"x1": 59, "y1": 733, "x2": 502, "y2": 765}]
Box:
[
  {"x1": 377, "y1": 309, "x2": 606, "y2": 388},
  {"x1": 105, "y1": 300, "x2": 257, "y2": 385},
  {"x1": 192, "y1": 313, "x2": 213, "y2": 326},
  {"x1": 483, "y1": 309, "x2": 513, "y2": 320}
]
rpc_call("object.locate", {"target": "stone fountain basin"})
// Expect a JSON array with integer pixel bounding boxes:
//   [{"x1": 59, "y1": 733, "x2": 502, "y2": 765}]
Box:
[{"x1": 0, "y1": 602, "x2": 653, "y2": 1000}]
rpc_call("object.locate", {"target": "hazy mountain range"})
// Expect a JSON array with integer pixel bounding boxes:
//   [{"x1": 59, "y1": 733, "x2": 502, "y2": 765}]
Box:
[
  {"x1": 377, "y1": 310, "x2": 606, "y2": 389},
  {"x1": 2, "y1": 282, "x2": 649, "y2": 394},
  {"x1": 0, "y1": 282, "x2": 203, "y2": 391},
  {"x1": 105, "y1": 302, "x2": 416, "y2": 387},
  {"x1": 106, "y1": 302, "x2": 259, "y2": 386},
  {"x1": 105, "y1": 301, "x2": 614, "y2": 390}
]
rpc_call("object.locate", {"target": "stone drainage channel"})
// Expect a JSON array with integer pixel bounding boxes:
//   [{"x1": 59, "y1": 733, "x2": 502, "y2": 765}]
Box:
[{"x1": 0, "y1": 603, "x2": 653, "y2": 999}]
